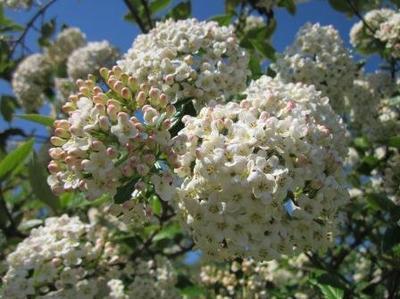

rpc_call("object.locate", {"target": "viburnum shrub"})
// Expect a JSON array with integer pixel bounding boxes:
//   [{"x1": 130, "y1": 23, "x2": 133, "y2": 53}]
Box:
[{"x1": 1, "y1": 1, "x2": 400, "y2": 298}]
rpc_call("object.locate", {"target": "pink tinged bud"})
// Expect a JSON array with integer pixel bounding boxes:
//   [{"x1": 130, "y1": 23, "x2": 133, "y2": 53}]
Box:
[
  {"x1": 165, "y1": 74, "x2": 174, "y2": 85},
  {"x1": 107, "y1": 104, "x2": 118, "y2": 121},
  {"x1": 122, "y1": 164, "x2": 134, "y2": 177},
  {"x1": 113, "y1": 81, "x2": 124, "y2": 93},
  {"x1": 162, "y1": 119, "x2": 172, "y2": 130},
  {"x1": 136, "y1": 91, "x2": 146, "y2": 107},
  {"x1": 91, "y1": 140, "x2": 105, "y2": 151},
  {"x1": 49, "y1": 148, "x2": 65, "y2": 160},
  {"x1": 54, "y1": 128, "x2": 70, "y2": 139},
  {"x1": 121, "y1": 87, "x2": 132, "y2": 99},
  {"x1": 54, "y1": 120, "x2": 70, "y2": 130},
  {"x1": 62, "y1": 102, "x2": 76, "y2": 114},
  {"x1": 240, "y1": 100, "x2": 251, "y2": 109},
  {"x1": 81, "y1": 159, "x2": 91, "y2": 169},
  {"x1": 159, "y1": 93, "x2": 168, "y2": 107},
  {"x1": 76, "y1": 79, "x2": 85, "y2": 87},
  {"x1": 134, "y1": 181, "x2": 146, "y2": 191},
  {"x1": 52, "y1": 258, "x2": 62, "y2": 267},
  {"x1": 139, "y1": 83, "x2": 149, "y2": 92},
  {"x1": 143, "y1": 154, "x2": 156, "y2": 165},
  {"x1": 93, "y1": 94, "x2": 107, "y2": 105},
  {"x1": 50, "y1": 136, "x2": 66, "y2": 147},
  {"x1": 65, "y1": 155, "x2": 77, "y2": 166},
  {"x1": 106, "y1": 147, "x2": 117, "y2": 158},
  {"x1": 79, "y1": 86, "x2": 90, "y2": 96},
  {"x1": 286, "y1": 100, "x2": 296, "y2": 111},
  {"x1": 99, "y1": 116, "x2": 110, "y2": 131},
  {"x1": 93, "y1": 86, "x2": 102, "y2": 95},
  {"x1": 136, "y1": 164, "x2": 149, "y2": 176},
  {"x1": 107, "y1": 78, "x2": 117, "y2": 89},
  {"x1": 149, "y1": 87, "x2": 161, "y2": 99},
  {"x1": 48, "y1": 161, "x2": 59, "y2": 174},
  {"x1": 112, "y1": 65, "x2": 122, "y2": 77}
]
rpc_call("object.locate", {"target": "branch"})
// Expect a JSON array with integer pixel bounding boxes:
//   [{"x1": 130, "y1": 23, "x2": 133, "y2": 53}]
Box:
[
  {"x1": 9, "y1": 0, "x2": 58, "y2": 59},
  {"x1": 140, "y1": 0, "x2": 153, "y2": 29},
  {"x1": 123, "y1": 0, "x2": 148, "y2": 33},
  {"x1": 345, "y1": 0, "x2": 375, "y2": 35}
]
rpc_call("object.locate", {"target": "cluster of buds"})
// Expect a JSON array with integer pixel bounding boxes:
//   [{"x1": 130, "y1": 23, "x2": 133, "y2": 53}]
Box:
[{"x1": 48, "y1": 66, "x2": 178, "y2": 201}]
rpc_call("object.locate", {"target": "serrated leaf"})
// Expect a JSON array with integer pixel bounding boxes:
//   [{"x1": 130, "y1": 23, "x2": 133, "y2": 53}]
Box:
[
  {"x1": 0, "y1": 138, "x2": 34, "y2": 180},
  {"x1": 28, "y1": 153, "x2": 60, "y2": 212},
  {"x1": 16, "y1": 114, "x2": 54, "y2": 127},
  {"x1": 150, "y1": 0, "x2": 171, "y2": 14}
]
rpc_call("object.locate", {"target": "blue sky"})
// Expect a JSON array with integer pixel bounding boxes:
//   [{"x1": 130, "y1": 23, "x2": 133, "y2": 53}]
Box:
[{"x1": 0, "y1": 0, "x2": 381, "y2": 135}]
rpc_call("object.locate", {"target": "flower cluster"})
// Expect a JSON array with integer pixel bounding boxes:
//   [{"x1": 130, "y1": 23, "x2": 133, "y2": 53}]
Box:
[
  {"x1": 67, "y1": 41, "x2": 120, "y2": 81},
  {"x1": 375, "y1": 12, "x2": 400, "y2": 58},
  {"x1": 118, "y1": 18, "x2": 249, "y2": 109},
  {"x1": 173, "y1": 76, "x2": 349, "y2": 261},
  {"x1": 1, "y1": 215, "x2": 124, "y2": 299},
  {"x1": 47, "y1": 66, "x2": 177, "y2": 200},
  {"x1": 346, "y1": 71, "x2": 398, "y2": 140},
  {"x1": 199, "y1": 254, "x2": 309, "y2": 298},
  {"x1": 107, "y1": 256, "x2": 181, "y2": 299},
  {"x1": 242, "y1": 15, "x2": 266, "y2": 32},
  {"x1": 273, "y1": 23, "x2": 356, "y2": 113},
  {"x1": 11, "y1": 53, "x2": 53, "y2": 112},
  {"x1": 349, "y1": 8, "x2": 397, "y2": 56},
  {"x1": 0, "y1": 0, "x2": 32, "y2": 9},
  {"x1": 46, "y1": 27, "x2": 87, "y2": 65}
]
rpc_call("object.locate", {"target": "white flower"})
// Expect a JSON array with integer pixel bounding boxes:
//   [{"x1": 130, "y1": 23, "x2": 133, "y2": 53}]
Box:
[
  {"x1": 46, "y1": 27, "x2": 87, "y2": 65},
  {"x1": 118, "y1": 18, "x2": 249, "y2": 110},
  {"x1": 173, "y1": 76, "x2": 349, "y2": 261},
  {"x1": 0, "y1": 0, "x2": 32, "y2": 9},
  {"x1": 67, "y1": 41, "x2": 120, "y2": 81},
  {"x1": 272, "y1": 23, "x2": 357, "y2": 113},
  {"x1": 12, "y1": 54, "x2": 53, "y2": 112},
  {"x1": 48, "y1": 66, "x2": 176, "y2": 202}
]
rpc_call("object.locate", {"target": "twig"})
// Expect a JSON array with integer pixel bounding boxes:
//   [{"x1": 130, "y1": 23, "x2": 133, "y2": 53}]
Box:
[
  {"x1": 0, "y1": 188, "x2": 25, "y2": 238},
  {"x1": 345, "y1": 0, "x2": 375, "y2": 35},
  {"x1": 123, "y1": 0, "x2": 148, "y2": 33},
  {"x1": 9, "y1": 0, "x2": 58, "y2": 59},
  {"x1": 140, "y1": 0, "x2": 153, "y2": 29}
]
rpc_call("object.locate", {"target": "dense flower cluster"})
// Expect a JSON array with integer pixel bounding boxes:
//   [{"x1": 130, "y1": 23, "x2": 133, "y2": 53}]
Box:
[
  {"x1": 0, "y1": 0, "x2": 32, "y2": 9},
  {"x1": 47, "y1": 66, "x2": 177, "y2": 200},
  {"x1": 1, "y1": 215, "x2": 124, "y2": 298},
  {"x1": 67, "y1": 41, "x2": 120, "y2": 81},
  {"x1": 346, "y1": 71, "x2": 398, "y2": 140},
  {"x1": 118, "y1": 18, "x2": 249, "y2": 109},
  {"x1": 199, "y1": 254, "x2": 309, "y2": 299},
  {"x1": 173, "y1": 76, "x2": 348, "y2": 260},
  {"x1": 46, "y1": 27, "x2": 87, "y2": 65},
  {"x1": 273, "y1": 23, "x2": 356, "y2": 113},
  {"x1": 107, "y1": 256, "x2": 181, "y2": 299},
  {"x1": 375, "y1": 12, "x2": 400, "y2": 58},
  {"x1": 11, "y1": 53, "x2": 53, "y2": 112}
]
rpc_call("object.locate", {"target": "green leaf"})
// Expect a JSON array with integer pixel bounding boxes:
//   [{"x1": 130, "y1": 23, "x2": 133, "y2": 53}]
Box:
[
  {"x1": 210, "y1": 14, "x2": 233, "y2": 26},
  {"x1": 388, "y1": 136, "x2": 400, "y2": 149},
  {"x1": 279, "y1": 0, "x2": 296, "y2": 15},
  {"x1": 225, "y1": 0, "x2": 240, "y2": 14},
  {"x1": 318, "y1": 284, "x2": 344, "y2": 299},
  {"x1": 28, "y1": 153, "x2": 60, "y2": 212},
  {"x1": 150, "y1": 0, "x2": 171, "y2": 14},
  {"x1": 153, "y1": 222, "x2": 181, "y2": 241},
  {"x1": 180, "y1": 285, "x2": 207, "y2": 297},
  {"x1": 0, "y1": 138, "x2": 34, "y2": 180},
  {"x1": 388, "y1": 95, "x2": 400, "y2": 107},
  {"x1": 114, "y1": 177, "x2": 139, "y2": 204},
  {"x1": 328, "y1": 0, "x2": 353, "y2": 15},
  {"x1": 249, "y1": 39, "x2": 275, "y2": 60},
  {"x1": 353, "y1": 137, "x2": 370, "y2": 151},
  {"x1": 150, "y1": 194, "x2": 162, "y2": 216},
  {"x1": 166, "y1": 1, "x2": 191, "y2": 20},
  {"x1": 0, "y1": 95, "x2": 18, "y2": 122},
  {"x1": 248, "y1": 55, "x2": 262, "y2": 80},
  {"x1": 38, "y1": 18, "x2": 56, "y2": 48},
  {"x1": 16, "y1": 114, "x2": 55, "y2": 127},
  {"x1": 382, "y1": 226, "x2": 400, "y2": 253},
  {"x1": 366, "y1": 193, "x2": 400, "y2": 221}
]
